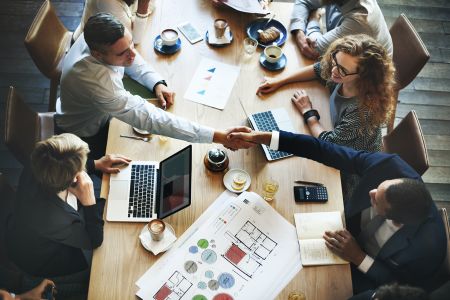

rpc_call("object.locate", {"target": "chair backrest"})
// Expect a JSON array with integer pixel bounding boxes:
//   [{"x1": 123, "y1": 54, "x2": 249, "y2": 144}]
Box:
[
  {"x1": 4, "y1": 86, "x2": 55, "y2": 165},
  {"x1": 438, "y1": 208, "x2": 450, "y2": 276},
  {"x1": 24, "y1": 0, "x2": 72, "y2": 80},
  {"x1": 390, "y1": 14, "x2": 430, "y2": 90},
  {"x1": 383, "y1": 110, "x2": 429, "y2": 175}
]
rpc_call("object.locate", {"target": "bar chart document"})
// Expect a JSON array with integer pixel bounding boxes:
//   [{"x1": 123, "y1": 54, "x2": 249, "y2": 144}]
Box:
[{"x1": 136, "y1": 191, "x2": 301, "y2": 300}]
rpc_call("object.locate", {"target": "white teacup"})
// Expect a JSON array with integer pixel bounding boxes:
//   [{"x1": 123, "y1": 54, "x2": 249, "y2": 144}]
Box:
[
  {"x1": 160, "y1": 29, "x2": 179, "y2": 46},
  {"x1": 264, "y1": 45, "x2": 282, "y2": 63}
]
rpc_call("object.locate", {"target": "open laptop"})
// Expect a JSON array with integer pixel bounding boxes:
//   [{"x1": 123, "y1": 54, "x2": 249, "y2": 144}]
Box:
[
  {"x1": 106, "y1": 145, "x2": 192, "y2": 222},
  {"x1": 247, "y1": 108, "x2": 295, "y2": 161}
]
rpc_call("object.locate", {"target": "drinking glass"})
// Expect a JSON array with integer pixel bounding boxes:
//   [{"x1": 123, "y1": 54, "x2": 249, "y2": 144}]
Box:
[
  {"x1": 243, "y1": 37, "x2": 258, "y2": 55},
  {"x1": 262, "y1": 178, "x2": 279, "y2": 201}
]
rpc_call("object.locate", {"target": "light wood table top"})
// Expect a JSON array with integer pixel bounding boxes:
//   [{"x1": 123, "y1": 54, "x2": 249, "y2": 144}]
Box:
[{"x1": 88, "y1": 1, "x2": 352, "y2": 299}]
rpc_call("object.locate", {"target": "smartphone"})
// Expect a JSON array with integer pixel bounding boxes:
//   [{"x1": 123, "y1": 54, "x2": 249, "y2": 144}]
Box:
[
  {"x1": 294, "y1": 186, "x2": 328, "y2": 202},
  {"x1": 41, "y1": 284, "x2": 55, "y2": 300},
  {"x1": 177, "y1": 22, "x2": 203, "y2": 44}
]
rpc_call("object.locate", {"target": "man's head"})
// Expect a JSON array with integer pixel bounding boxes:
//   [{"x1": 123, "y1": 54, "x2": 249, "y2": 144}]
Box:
[
  {"x1": 369, "y1": 178, "x2": 433, "y2": 225},
  {"x1": 84, "y1": 13, "x2": 136, "y2": 67},
  {"x1": 31, "y1": 133, "x2": 90, "y2": 193}
]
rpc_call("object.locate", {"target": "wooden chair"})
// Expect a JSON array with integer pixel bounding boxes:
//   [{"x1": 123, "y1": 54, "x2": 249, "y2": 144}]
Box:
[
  {"x1": 387, "y1": 14, "x2": 430, "y2": 132},
  {"x1": 4, "y1": 86, "x2": 55, "y2": 165},
  {"x1": 383, "y1": 110, "x2": 429, "y2": 175},
  {"x1": 24, "y1": 0, "x2": 72, "y2": 112}
]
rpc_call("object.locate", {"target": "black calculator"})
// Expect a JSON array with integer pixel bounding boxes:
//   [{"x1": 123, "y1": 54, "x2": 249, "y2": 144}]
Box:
[{"x1": 294, "y1": 186, "x2": 328, "y2": 202}]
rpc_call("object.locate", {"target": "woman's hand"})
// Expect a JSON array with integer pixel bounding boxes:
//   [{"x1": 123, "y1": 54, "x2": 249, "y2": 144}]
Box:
[
  {"x1": 291, "y1": 90, "x2": 313, "y2": 114},
  {"x1": 256, "y1": 77, "x2": 283, "y2": 95}
]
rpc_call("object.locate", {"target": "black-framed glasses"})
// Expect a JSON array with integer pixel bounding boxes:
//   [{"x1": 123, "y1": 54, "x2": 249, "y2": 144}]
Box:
[{"x1": 331, "y1": 51, "x2": 358, "y2": 77}]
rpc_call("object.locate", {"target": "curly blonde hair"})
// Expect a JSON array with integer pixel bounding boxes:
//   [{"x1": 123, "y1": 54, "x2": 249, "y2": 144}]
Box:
[{"x1": 320, "y1": 34, "x2": 396, "y2": 131}]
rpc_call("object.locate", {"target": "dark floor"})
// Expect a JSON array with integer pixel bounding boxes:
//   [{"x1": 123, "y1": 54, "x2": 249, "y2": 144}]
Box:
[{"x1": 1, "y1": 0, "x2": 449, "y2": 209}]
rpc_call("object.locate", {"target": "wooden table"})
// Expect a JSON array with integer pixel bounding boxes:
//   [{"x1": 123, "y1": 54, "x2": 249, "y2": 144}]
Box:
[{"x1": 88, "y1": 1, "x2": 352, "y2": 299}]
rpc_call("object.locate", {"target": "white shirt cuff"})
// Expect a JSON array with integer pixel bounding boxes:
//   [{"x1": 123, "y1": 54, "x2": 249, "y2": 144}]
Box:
[
  {"x1": 357, "y1": 255, "x2": 375, "y2": 274},
  {"x1": 269, "y1": 131, "x2": 280, "y2": 150}
]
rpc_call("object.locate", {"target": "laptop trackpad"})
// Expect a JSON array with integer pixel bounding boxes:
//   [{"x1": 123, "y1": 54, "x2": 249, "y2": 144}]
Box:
[{"x1": 108, "y1": 180, "x2": 130, "y2": 201}]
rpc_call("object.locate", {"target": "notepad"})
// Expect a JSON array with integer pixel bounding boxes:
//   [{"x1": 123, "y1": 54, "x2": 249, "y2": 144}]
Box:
[{"x1": 294, "y1": 211, "x2": 349, "y2": 266}]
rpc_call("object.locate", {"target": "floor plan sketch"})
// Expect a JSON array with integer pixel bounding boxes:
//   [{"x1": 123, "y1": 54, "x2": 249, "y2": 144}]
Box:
[{"x1": 153, "y1": 271, "x2": 192, "y2": 300}]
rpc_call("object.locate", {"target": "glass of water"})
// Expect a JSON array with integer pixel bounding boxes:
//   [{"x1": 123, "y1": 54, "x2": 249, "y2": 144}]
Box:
[
  {"x1": 243, "y1": 37, "x2": 258, "y2": 55},
  {"x1": 262, "y1": 178, "x2": 279, "y2": 201}
]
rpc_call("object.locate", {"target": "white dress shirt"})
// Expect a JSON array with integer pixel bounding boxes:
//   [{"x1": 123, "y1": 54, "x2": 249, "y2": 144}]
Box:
[
  {"x1": 56, "y1": 34, "x2": 214, "y2": 143},
  {"x1": 73, "y1": 0, "x2": 150, "y2": 44}
]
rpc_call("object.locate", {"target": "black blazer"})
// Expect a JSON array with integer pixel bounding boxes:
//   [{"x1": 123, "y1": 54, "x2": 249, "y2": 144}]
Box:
[
  {"x1": 6, "y1": 166, "x2": 105, "y2": 278},
  {"x1": 279, "y1": 131, "x2": 446, "y2": 290}
]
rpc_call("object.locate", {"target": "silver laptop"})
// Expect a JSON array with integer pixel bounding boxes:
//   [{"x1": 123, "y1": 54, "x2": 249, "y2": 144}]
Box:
[
  {"x1": 106, "y1": 145, "x2": 192, "y2": 222},
  {"x1": 247, "y1": 108, "x2": 295, "y2": 161}
]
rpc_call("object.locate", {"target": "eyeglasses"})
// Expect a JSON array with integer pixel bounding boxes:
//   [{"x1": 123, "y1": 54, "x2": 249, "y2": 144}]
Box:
[{"x1": 331, "y1": 51, "x2": 358, "y2": 77}]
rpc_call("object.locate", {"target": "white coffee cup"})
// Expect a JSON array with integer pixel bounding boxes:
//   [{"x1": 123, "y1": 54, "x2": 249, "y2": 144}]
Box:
[
  {"x1": 160, "y1": 29, "x2": 179, "y2": 46},
  {"x1": 264, "y1": 45, "x2": 282, "y2": 63}
]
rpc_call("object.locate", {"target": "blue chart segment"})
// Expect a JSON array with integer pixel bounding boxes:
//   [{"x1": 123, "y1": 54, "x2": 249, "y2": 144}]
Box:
[
  {"x1": 218, "y1": 273, "x2": 235, "y2": 289},
  {"x1": 201, "y1": 249, "x2": 217, "y2": 264},
  {"x1": 197, "y1": 90, "x2": 206, "y2": 95},
  {"x1": 208, "y1": 68, "x2": 216, "y2": 73},
  {"x1": 189, "y1": 246, "x2": 198, "y2": 254},
  {"x1": 205, "y1": 270, "x2": 214, "y2": 278},
  {"x1": 198, "y1": 281, "x2": 207, "y2": 289}
]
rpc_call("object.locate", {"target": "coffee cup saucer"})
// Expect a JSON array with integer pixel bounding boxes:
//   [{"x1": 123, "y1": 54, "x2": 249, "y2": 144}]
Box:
[
  {"x1": 139, "y1": 222, "x2": 176, "y2": 254},
  {"x1": 259, "y1": 53, "x2": 287, "y2": 71},
  {"x1": 205, "y1": 28, "x2": 233, "y2": 47},
  {"x1": 154, "y1": 35, "x2": 181, "y2": 54}
]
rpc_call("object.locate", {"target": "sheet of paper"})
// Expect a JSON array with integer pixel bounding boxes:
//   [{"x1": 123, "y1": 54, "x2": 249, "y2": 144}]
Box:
[
  {"x1": 184, "y1": 57, "x2": 240, "y2": 110},
  {"x1": 223, "y1": 0, "x2": 270, "y2": 15},
  {"x1": 299, "y1": 239, "x2": 348, "y2": 266},
  {"x1": 136, "y1": 191, "x2": 301, "y2": 300},
  {"x1": 294, "y1": 211, "x2": 343, "y2": 240}
]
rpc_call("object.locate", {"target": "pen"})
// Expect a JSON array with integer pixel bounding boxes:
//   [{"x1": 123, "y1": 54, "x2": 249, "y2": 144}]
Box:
[{"x1": 294, "y1": 180, "x2": 324, "y2": 186}]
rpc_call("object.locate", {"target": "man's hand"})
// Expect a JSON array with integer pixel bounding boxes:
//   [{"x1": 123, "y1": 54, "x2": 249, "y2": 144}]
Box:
[
  {"x1": 213, "y1": 126, "x2": 255, "y2": 150},
  {"x1": 19, "y1": 279, "x2": 55, "y2": 300},
  {"x1": 94, "y1": 154, "x2": 132, "y2": 174},
  {"x1": 155, "y1": 84, "x2": 175, "y2": 110},
  {"x1": 256, "y1": 77, "x2": 283, "y2": 95},
  {"x1": 291, "y1": 89, "x2": 313, "y2": 114},
  {"x1": 294, "y1": 30, "x2": 320, "y2": 60},
  {"x1": 227, "y1": 130, "x2": 273, "y2": 146},
  {"x1": 323, "y1": 230, "x2": 366, "y2": 265},
  {"x1": 68, "y1": 171, "x2": 96, "y2": 206}
]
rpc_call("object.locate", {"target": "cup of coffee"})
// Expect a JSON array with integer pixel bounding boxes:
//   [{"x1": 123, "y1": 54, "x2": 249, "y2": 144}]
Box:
[
  {"x1": 264, "y1": 45, "x2": 282, "y2": 63},
  {"x1": 148, "y1": 219, "x2": 165, "y2": 241},
  {"x1": 160, "y1": 29, "x2": 179, "y2": 46},
  {"x1": 214, "y1": 19, "x2": 228, "y2": 38}
]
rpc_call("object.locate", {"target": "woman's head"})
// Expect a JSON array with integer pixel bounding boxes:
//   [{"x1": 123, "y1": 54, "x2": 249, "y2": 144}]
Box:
[
  {"x1": 320, "y1": 34, "x2": 396, "y2": 130},
  {"x1": 31, "y1": 133, "x2": 90, "y2": 193}
]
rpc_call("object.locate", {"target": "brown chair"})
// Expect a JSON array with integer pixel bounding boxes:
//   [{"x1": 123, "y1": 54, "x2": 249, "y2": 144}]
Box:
[
  {"x1": 439, "y1": 208, "x2": 450, "y2": 275},
  {"x1": 383, "y1": 110, "x2": 429, "y2": 175},
  {"x1": 24, "y1": 0, "x2": 72, "y2": 112},
  {"x1": 4, "y1": 86, "x2": 55, "y2": 165},
  {"x1": 387, "y1": 14, "x2": 430, "y2": 132}
]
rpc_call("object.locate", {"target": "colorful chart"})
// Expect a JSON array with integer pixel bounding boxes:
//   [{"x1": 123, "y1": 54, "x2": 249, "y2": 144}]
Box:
[
  {"x1": 217, "y1": 273, "x2": 235, "y2": 289},
  {"x1": 197, "y1": 239, "x2": 209, "y2": 249},
  {"x1": 184, "y1": 261, "x2": 198, "y2": 274},
  {"x1": 201, "y1": 249, "x2": 218, "y2": 264}
]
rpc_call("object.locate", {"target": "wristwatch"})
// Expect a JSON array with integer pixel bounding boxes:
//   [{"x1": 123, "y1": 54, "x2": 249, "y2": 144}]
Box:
[
  {"x1": 153, "y1": 80, "x2": 167, "y2": 93},
  {"x1": 303, "y1": 109, "x2": 320, "y2": 123}
]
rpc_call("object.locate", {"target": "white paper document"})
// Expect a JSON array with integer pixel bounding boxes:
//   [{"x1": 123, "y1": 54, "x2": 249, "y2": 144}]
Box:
[
  {"x1": 184, "y1": 57, "x2": 240, "y2": 110},
  {"x1": 223, "y1": 0, "x2": 270, "y2": 15},
  {"x1": 136, "y1": 191, "x2": 302, "y2": 300}
]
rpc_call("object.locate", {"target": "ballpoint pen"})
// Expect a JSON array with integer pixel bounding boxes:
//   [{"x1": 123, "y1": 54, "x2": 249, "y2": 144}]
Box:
[{"x1": 294, "y1": 180, "x2": 324, "y2": 186}]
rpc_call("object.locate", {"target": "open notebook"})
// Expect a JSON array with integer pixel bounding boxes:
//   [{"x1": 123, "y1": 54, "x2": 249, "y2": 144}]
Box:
[{"x1": 294, "y1": 211, "x2": 349, "y2": 266}]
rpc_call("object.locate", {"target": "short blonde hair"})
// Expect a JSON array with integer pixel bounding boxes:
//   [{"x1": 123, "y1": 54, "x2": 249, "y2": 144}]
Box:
[{"x1": 31, "y1": 133, "x2": 90, "y2": 193}]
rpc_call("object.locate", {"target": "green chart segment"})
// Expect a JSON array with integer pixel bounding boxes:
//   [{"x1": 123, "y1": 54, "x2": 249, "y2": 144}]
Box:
[{"x1": 197, "y1": 239, "x2": 209, "y2": 249}]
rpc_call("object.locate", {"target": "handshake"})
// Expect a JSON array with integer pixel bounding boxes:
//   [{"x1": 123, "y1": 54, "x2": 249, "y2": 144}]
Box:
[{"x1": 213, "y1": 126, "x2": 273, "y2": 151}]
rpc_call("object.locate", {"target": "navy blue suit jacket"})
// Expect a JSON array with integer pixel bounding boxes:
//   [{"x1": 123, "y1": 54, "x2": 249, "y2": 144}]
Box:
[{"x1": 278, "y1": 131, "x2": 446, "y2": 290}]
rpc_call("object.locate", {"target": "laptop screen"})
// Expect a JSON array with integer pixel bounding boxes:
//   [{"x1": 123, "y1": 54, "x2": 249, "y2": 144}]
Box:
[{"x1": 157, "y1": 145, "x2": 192, "y2": 219}]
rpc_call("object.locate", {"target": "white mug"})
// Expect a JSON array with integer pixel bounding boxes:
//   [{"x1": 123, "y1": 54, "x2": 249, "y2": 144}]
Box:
[
  {"x1": 160, "y1": 29, "x2": 179, "y2": 46},
  {"x1": 264, "y1": 45, "x2": 282, "y2": 63}
]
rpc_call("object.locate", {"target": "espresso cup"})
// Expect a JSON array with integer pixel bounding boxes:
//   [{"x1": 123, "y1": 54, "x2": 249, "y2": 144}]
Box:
[
  {"x1": 214, "y1": 19, "x2": 228, "y2": 38},
  {"x1": 160, "y1": 29, "x2": 179, "y2": 46},
  {"x1": 148, "y1": 219, "x2": 165, "y2": 241},
  {"x1": 264, "y1": 45, "x2": 283, "y2": 63}
]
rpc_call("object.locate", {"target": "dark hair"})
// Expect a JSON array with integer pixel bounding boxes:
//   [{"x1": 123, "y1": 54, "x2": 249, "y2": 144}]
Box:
[
  {"x1": 84, "y1": 13, "x2": 125, "y2": 52},
  {"x1": 374, "y1": 283, "x2": 429, "y2": 300},
  {"x1": 385, "y1": 178, "x2": 433, "y2": 224}
]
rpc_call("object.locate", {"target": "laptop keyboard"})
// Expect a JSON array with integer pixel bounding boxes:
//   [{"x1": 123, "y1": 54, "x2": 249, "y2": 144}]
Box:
[
  {"x1": 252, "y1": 111, "x2": 292, "y2": 160},
  {"x1": 128, "y1": 165, "x2": 155, "y2": 218}
]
